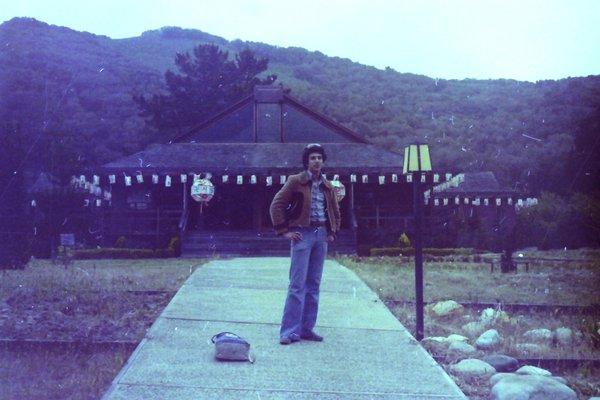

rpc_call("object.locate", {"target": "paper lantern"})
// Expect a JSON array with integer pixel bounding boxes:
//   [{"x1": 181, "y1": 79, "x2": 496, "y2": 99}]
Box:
[
  {"x1": 222, "y1": 175, "x2": 229, "y2": 183},
  {"x1": 165, "y1": 175, "x2": 172, "y2": 187},
  {"x1": 392, "y1": 174, "x2": 398, "y2": 183},
  {"x1": 445, "y1": 173, "x2": 452, "y2": 181},
  {"x1": 378, "y1": 175, "x2": 385, "y2": 185},
  {"x1": 361, "y1": 174, "x2": 368, "y2": 183},
  {"x1": 93, "y1": 175, "x2": 100, "y2": 185},
  {"x1": 136, "y1": 174, "x2": 144, "y2": 184},
  {"x1": 350, "y1": 174, "x2": 357, "y2": 183},
  {"x1": 406, "y1": 174, "x2": 413, "y2": 183},
  {"x1": 152, "y1": 174, "x2": 159, "y2": 184},
  {"x1": 180, "y1": 174, "x2": 187, "y2": 183},
  {"x1": 496, "y1": 198, "x2": 502, "y2": 206},
  {"x1": 250, "y1": 175, "x2": 257, "y2": 184},
  {"x1": 280, "y1": 175, "x2": 286, "y2": 184},
  {"x1": 433, "y1": 174, "x2": 439, "y2": 183},
  {"x1": 237, "y1": 175, "x2": 243, "y2": 185},
  {"x1": 420, "y1": 173, "x2": 426, "y2": 183},
  {"x1": 125, "y1": 176, "x2": 132, "y2": 186},
  {"x1": 191, "y1": 176, "x2": 215, "y2": 203},
  {"x1": 443, "y1": 198, "x2": 449, "y2": 206},
  {"x1": 330, "y1": 179, "x2": 346, "y2": 202},
  {"x1": 109, "y1": 174, "x2": 116, "y2": 184},
  {"x1": 266, "y1": 176, "x2": 273, "y2": 186}
]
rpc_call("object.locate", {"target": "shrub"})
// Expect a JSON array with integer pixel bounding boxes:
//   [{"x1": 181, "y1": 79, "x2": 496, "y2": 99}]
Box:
[
  {"x1": 398, "y1": 233, "x2": 411, "y2": 247},
  {"x1": 114, "y1": 236, "x2": 127, "y2": 248},
  {"x1": 370, "y1": 247, "x2": 476, "y2": 257},
  {"x1": 72, "y1": 247, "x2": 175, "y2": 259}
]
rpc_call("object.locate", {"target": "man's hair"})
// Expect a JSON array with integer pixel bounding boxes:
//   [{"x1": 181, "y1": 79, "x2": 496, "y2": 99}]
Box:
[{"x1": 302, "y1": 143, "x2": 327, "y2": 169}]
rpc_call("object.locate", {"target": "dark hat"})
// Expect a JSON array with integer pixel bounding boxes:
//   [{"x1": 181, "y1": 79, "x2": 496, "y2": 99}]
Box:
[{"x1": 302, "y1": 143, "x2": 327, "y2": 169}]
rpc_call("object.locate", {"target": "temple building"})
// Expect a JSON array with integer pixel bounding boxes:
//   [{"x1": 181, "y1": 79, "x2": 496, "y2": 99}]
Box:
[{"x1": 91, "y1": 86, "x2": 519, "y2": 256}]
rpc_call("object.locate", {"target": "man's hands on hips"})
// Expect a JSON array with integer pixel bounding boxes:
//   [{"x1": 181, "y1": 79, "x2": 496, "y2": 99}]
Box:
[
  {"x1": 284, "y1": 231, "x2": 302, "y2": 241},
  {"x1": 283, "y1": 231, "x2": 335, "y2": 242}
]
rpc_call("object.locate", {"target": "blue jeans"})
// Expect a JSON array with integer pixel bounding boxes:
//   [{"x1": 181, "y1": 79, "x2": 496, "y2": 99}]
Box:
[{"x1": 280, "y1": 226, "x2": 328, "y2": 338}]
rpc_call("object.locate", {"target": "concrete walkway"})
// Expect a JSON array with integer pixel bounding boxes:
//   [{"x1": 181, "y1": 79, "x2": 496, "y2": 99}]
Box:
[{"x1": 102, "y1": 257, "x2": 466, "y2": 399}]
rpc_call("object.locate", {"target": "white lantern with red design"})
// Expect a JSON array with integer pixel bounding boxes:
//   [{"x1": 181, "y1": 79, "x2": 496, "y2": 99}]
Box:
[
  {"x1": 330, "y1": 178, "x2": 346, "y2": 203},
  {"x1": 191, "y1": 177, "x2": 214, "y2": 203},
  {"x1": 191, "y1": 176, "x2": 214, "y2": 215}
]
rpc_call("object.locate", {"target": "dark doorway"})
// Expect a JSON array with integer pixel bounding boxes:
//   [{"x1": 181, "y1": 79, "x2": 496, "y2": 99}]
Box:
[{"x1": 188, "y1": 185, "x2": 252, "y2": 230}]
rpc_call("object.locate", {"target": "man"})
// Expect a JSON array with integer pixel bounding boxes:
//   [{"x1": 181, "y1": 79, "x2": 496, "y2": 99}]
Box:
[{"x1": 270, "y1": 143, "x2": 341, "y2": 345}]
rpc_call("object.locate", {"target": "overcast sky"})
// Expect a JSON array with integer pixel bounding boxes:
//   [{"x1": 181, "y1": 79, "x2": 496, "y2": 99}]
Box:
[{"x1": 2, "y1": 0, "x2": 599, "y2": 81}]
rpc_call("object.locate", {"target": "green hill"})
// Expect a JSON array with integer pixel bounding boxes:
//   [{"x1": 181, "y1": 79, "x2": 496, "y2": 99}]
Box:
[{"x1": 1, "y1": 17, "x2": 598, "y2": 195}]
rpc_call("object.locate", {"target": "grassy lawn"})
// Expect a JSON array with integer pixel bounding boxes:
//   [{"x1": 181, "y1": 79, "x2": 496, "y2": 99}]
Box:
[
  {"x1": 0, "y1": 258, "x2": 205, "y2": 400},
  {"x1": 338, "y1": 251, "x2": 600, "y2": 399}
]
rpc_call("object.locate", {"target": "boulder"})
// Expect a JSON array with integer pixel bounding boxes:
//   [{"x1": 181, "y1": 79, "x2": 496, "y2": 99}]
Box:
[
  {"x1": 516, "y1": 365, "x2": 552, "y2": 376},
  {"x1": 480, "y1": 308, "x2": 510, "y2": 326},
  {"x1": 462, "y1": 321, "x2": 486, "y2": 337},
  {"x1": 515, "y1": 343, "x2": 546, "y2": 356},
  {"x1": 491, "y1": 374, "x2": 576, "y2": 400},
  {"x1": 554, "y1": 327, "x2": 573, "y2": 346},
  {"x1": 482, "y1": 354, "x2": 519, "y2": 372},
  {"x1": 430, "y1": 300, "x2": 463, "y2": 317},
  {"x1": 450, "y1": 358, "x2": 496, "y2": 378},
  {"x1": 446, "y1": 334, "x2": 469, "y2": 343},
  {"x1": 476, "y1": 329, "x2": 501, "y2": 349},
  {"x1": 523, "y1": 328, "x2": 553, "y2": 345},
  {"x1": 447, "y1": 341, "x2": 476, "y2": 356}
]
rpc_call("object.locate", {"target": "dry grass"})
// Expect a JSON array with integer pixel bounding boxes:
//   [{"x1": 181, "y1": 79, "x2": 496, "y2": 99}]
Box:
[
  {"x1": 338, "y1": 256, "x2": 600, "y2": 305},
  {"x1": 338, "y1": 251, "x2": 600, "y2": 399},
  {"x1": 0, "y1": 343, "x2": 131, "y2": 400},
  {"x1": 0, "y1": 258, "x2": 206, "y2": 399}
]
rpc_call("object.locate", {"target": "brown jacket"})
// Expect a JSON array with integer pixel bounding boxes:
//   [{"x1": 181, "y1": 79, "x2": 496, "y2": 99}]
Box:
[{"x1": 270, "y1": 171, "x2": 341, "y2": 236}]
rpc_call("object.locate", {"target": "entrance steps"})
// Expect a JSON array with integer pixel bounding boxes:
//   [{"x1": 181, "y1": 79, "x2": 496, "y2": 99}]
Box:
[{"x1": 181, "y1": 229, "x2": 356, "y2": 257}]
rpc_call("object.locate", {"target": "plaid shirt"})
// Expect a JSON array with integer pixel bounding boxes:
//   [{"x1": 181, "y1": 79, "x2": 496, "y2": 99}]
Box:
[{"x1": 307, "y1": 170, "x2": 327, "y2": 223}]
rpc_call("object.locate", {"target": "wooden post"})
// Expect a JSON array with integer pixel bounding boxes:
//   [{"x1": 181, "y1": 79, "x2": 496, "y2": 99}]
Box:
[{"x1": 155, "y1": 206, "x2": 160, "y2": 248}]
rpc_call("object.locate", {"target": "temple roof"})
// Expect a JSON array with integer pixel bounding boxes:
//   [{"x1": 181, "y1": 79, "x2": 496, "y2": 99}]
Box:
[
  {"x1": 430, "y1": 172, "x2": 516, "y2": 196},
  {"x1": 100, "y1": 143, "x2": 404, "y2": 175}
]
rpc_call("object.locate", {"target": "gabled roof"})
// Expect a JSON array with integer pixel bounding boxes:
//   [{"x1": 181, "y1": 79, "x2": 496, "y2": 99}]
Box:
[
  {"x1": 430, "y1": 172, "x2": 516, "y2": 196},
  {"x1": 171, "y1": 85, "x2": 368, "y2": 144},
  {"x1": 101, "y1": 143, "x2": 403, "y2": 175}
]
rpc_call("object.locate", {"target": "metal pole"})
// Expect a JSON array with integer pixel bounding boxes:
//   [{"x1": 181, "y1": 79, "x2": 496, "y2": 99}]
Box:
[{"x1": 413, "y1": 177, "x2": 424, "y2": 341}]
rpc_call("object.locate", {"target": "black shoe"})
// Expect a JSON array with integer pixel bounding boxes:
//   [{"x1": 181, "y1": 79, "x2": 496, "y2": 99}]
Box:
[
  {"x1": 280, "y1": 333, "x2": 301, "y2": 345},
  {"x1": 300, "y1": 331, "x2": 323, "y2": 341},
  {"x1": 279, "y1": 336, "x2": 292, "y2": 345}
]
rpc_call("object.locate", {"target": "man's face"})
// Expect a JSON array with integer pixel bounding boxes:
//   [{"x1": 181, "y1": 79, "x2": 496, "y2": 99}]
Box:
[{"x1": 307, "y1": 152, "x2": 323, "y2": 174}]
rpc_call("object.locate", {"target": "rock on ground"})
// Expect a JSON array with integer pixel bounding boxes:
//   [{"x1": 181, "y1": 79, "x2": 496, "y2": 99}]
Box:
[
  {"x1": 475, "y1": 329, "x2": 501, "y2": 349},
  {"x1": 482, "y1": 354, "x2": 519, "y2": 372},
  {"x1": 490, "y1": 374, "x2": 576, "y2": 400},
  {"x1": 515, "y1": 343, "x2": 546, "y2": 356},
  {"x1": 462, "y1": 321, "x2": 486, "y2": 337},
  {"x1": 430, "y1": 300, "x2": 464, "y2": 317},
  {"x1": 516, "y1": 365, "x2": 552, "y2": 376},
  {"x1": 446, "y1": 333, "x2": 469, "y2": 342},
  {"x1": 447, "y1": 341, "x2": 476, "y2": 357},
  {"x1": 523, "y1": 328, "x2": 553, "y2": 344},
  {"x1": 421, "y1": 336, "x2": 449, "y2": 354},
  {"x1": 450, "y1": 358, "x2": 496, "y2": 378},
  {"x1": 554, "y1": 327, "x2": 573, "y2": 346}
]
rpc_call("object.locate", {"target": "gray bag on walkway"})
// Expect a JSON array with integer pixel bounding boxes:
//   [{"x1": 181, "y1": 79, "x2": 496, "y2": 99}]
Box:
[{"x1": 211, "y1": 332, "x2": 254, "y2": 363}]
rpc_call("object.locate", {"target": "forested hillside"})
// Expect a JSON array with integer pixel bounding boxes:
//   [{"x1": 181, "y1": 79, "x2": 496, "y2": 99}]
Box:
[{"x1": 1, "y1": 17, "x2": 598, "y2": 196}]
